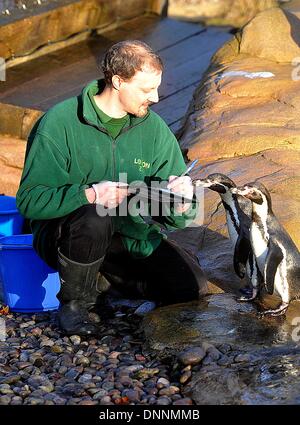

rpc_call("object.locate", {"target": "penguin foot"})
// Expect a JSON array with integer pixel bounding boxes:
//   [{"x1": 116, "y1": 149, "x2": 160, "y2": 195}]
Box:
[
  {"x1": 239, "y1": 285, "x2": 252, "y2": 296},
  {"x1": 258, "y1": 302, "x2": 289, "y2": 318},
  {"x1": 237, "y1": 287, "x2": 258, "y2": 302}
]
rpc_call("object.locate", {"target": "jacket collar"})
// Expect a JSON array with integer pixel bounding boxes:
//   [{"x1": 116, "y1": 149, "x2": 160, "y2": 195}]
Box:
[{"x1": 80, "y1": 79, "x2": 149, "y2": 130}]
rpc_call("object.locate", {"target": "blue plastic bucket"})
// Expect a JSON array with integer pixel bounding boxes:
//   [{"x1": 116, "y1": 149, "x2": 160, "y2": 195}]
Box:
[
  {"x1": 0, "y1": 195, "x2": 24, "y2": 237},
  {"x1": 0, "y1": 234, "x2": 60, "y2": 312}
]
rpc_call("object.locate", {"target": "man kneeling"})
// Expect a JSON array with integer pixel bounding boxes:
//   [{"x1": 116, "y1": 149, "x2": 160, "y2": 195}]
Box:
[{"x1": 16, "y1": 40, "x2": 207, "y2": 336}]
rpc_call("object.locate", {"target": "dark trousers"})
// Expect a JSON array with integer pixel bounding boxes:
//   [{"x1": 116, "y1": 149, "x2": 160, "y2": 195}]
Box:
[{"x1": 33, "y1": 205, "x2": 207, "y2": 305}]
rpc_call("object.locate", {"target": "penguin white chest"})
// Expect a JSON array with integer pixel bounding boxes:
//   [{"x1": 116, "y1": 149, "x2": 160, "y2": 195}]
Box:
[{"x1": 251, "y1": 222, "x2": 268, "y2": 273}]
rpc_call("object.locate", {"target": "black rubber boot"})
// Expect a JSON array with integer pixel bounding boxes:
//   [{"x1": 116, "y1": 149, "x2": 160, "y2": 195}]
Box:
[{"x1": 56, "y1": 249, "x2": 105, "y2": 336}]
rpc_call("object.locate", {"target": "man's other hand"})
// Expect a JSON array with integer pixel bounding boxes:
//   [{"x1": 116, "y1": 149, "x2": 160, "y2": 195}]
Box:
[
  {"x1": 167, "y1": 175, "x2": 193, "y2": 213},
  {"x1": 86, "y1": 182, "x2": 128, "y2": 208}
]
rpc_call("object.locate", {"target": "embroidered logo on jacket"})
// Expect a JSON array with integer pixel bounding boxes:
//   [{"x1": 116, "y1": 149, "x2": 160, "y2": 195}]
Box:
[{"x1": 134, "y1": 158, "x2": 151, "y2": 172}]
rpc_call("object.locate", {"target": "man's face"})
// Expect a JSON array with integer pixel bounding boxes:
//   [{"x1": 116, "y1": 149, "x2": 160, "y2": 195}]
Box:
[{"x1": 117, "y1": 68, "x2": 162, "y2": 117}]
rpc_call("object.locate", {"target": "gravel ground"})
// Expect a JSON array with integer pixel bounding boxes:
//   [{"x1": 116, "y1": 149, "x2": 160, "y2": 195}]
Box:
[{"x1": 0, "y1": 300, "x2": 194, "y2": 406}]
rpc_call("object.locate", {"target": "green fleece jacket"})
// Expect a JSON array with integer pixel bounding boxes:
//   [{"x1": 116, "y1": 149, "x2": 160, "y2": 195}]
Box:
[{"x1": 16, "y1": 79, "x2": 197, "y2": 258}]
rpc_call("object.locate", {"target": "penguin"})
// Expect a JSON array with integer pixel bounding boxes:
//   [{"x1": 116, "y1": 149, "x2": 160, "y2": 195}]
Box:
[
  {"x1": 195, "y1": 173, "x2": 262, "y2": 301},
  {"x1": 233, "y1": 181, "x2": 300, "y2": 316}
]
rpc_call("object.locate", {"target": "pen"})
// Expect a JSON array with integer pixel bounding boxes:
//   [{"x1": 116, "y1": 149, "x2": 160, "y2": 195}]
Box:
[
  {"x1": 168, "y1": 159, "x2": 199, "y2": 185},
  {"x1": 181, "y1": 159, "x2": 199, "y2": 178}
]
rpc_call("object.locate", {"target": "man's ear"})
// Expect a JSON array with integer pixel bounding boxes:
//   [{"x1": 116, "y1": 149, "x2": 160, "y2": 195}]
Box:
[{"x1": 111, "y1": 75, "x2": 122, "y2": 90}]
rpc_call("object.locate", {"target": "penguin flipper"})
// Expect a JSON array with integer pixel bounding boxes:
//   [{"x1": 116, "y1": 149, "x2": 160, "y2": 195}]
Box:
[
  {"x1": 234, "y1": 233, "x2": 251, "y2": 278},
  {"x1": 264, "y1": 240, "x2": 283, "y2": 295}
]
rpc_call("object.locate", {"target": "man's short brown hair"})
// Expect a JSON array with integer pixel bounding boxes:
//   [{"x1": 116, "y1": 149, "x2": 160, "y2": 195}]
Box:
[{"x1": 101, "y1": 40, "x2": 163, "y2": 85}]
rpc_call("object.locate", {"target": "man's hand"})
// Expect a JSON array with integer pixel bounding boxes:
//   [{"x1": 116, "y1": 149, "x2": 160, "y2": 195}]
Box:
[
  {"x1": 167, "y1": 175, "x2": 194, "y2": 213},
  {"x1": 86, "y1": 181, "x2": 128, "y2": 209}
]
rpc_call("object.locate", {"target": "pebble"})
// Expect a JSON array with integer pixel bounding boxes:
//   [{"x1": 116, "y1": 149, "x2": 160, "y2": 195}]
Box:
[
  {"x1": 217, "y1": 355, "x2": 232, "y2": 366},
  {"x1": 10, "y1": 396, "x2": 23, "y2": 405},
  {"x1": 51, "y1": 345, "x2": 64, "y2": 354},
  {"x1": 173, "y1": 397, "x2": 193, "y2": 405},
  {"x1": 156, "y1": 396, "x2": 172, "y2": 405},
  {"x1": 101, "y1": 381, "x2": 115, "y2": 392},
  {"x1": 78, "y1": 357, "x2": 91, "y2": 367},
  {"x1": 180, "y1": 370, "x2": 192, "y2": 384},
  {"x1": 0, "y1": 384, "x2": 13, "y2": 395},
  {"x1": 0, "y1": 395, "x2": 12, "y2": 404},
  {"x1": 0, "y1": 374, "x2": 21, "y2": 385},
  {"x1": 133, "y1": 301, "x2": 156, "y2": 316},
  {"x1": 69, "y1": 335, "x2": 81, "y2": 346},
  {"x1": 0, "y1": 305, "x2": 199, "y2": 405},
  {"x1": 206, "y1": 347, "x2": 222, "y2": 361},
  {"x1": 178, "y1": 347, "x2": 206, "y2": 366},
  {"x1": 218, "y1": 343, "x2": 232, "y2": 354},
  {"x1": 122, "y1": 389, "x2": 141, "y2": 402},
  {"x1": 100, "y1": 396, "x2": 113, "y2": 405},
  {"x1": 40, "y1": 338, "x2": 55, "y2": 347},
  {"x1": 158, "y1": 386, "x2": 180, "y2": 396},
  {"x1": 157, "y1": 377, "x2": 170, "y2": 387},
  {"x1": 78, "y1": 374, "x2": 93, "y2": 384},
  {"x1": 234, "y1": 353, "x2": 253, "y2": 363},
  {"x1": 92, "y1": 389, "x2": 108, "y2": 400}
]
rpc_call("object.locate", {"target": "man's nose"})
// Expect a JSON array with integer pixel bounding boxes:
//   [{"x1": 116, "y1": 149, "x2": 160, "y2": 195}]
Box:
[{"x1": 148, "y1": 90, "x2": 159, "y2": 104}]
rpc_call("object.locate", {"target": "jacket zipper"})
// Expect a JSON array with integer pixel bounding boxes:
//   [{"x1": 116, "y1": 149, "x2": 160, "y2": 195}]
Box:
[
  {"x1": 83, "y1": 113, "x2": 149, "y2": 182},
  {"x1": 110, "y1": 136, "x2": 117, "y2": 181}
]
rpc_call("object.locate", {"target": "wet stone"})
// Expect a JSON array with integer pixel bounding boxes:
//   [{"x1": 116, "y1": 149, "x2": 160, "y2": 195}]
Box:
[
  {"x1": 180, "y1": 370, "x2": 192, "y2": 384},
  {"x1": 27, "y1": 375, "x2": 52, "y2": 389},
  {"x1": 134, "y1": 367, "x2": 159, "y2": 379},
  {"x1": 178, "y1": 347, "x2": 206, "y2": 366},
  {"x1": 206, "y1": 347, "x2": 222, "y2": 361},
  {"x1": 31, "y1": 328, "x2": 43, "y2": 336},
  {"x1": 78, "y1": 374, "x2": 93, "y2": 384},
  {"x1": 101, "y1": 381, "x2": 115, "y2": 392},
  {"x1": 51, "y1": 345, "x2": 64, "y2": 354},
  {"x1": 156, "y1": 396, "x2": 172, "y2": 405},
  {"x1": 19, "y1": 352, "x2": 29, "y2": 362},
  {"x1": 75, "y1": 356, "x2": 90, "y2": 367},
  {"x1": 118, "y1": 354, "x2": 136, "y2": 363},
  {"x1": 157, "y1": 377, "x2": 170, "y2": 387},
  {"x1": 0, "y1": 384, "x2": 13, "y2": 395},
  {"x1": 79, "y1": 399, "x2": 98, "y2": 405},
  {"x1": 0, "y1": 374, "x2": 21, "y2": 385},
  {"x1": 19, "y1": 321, "x2": 35, "y2": 328},
  {"x1": 234, "y1": 353, "x2": 253, "y2": 363},
  {"x1": 0, "y1": 395, "x2": 12, "y2": 404},
  {"x1": 92, "y1": 354, "x2": 107, "y2": 364},
  {"x1": 173, "y1": 398, "x2": 194, "y2": 405},
  {"x1": 122, "y1": 389, "x2": 142, "y2": 402},
  {"x1": 119, "y1": 376, "x2": 132, "y2": 387},
  {"x1": 60, "y1": 383, "x2": 86, "y2": 397},
  {"x1": 25, "y1": 397, "x2": 45, "y2": 405},
  {"x1": 64, "y1": 367, "x2": 83, "y2": 380},
  {"x1": 69, "y1": 335, "x2": 81, "y2": 346},
  {"x1": 146, "y1": 387, "x2": 158, "y2": 396},
  {"x1": 92, "y1": 389, "x2": 108, "y2": 400},
  {"x1": 207, "y1": 353, "x2": 221, "y2": 365},
  {"x1": 10, "y1": 396, "x2": 23, "y2": 405},
  {"x1": 158, "y1": 386, "x2": 179, "y2": 397},
  {"x1": 16, "y1": 361, "x2": 33, "y2": 370},
  {"x1": 217, "y1": 355, "x2": 233, "y2": 367},
  {"x1": 58, "y1": 366, "x2": 68, "y2": 375},
  {"x1": 40, "y1": 339, "x2": 55, "y2": 348},
  {"x1": 218, "y1": 343, "x2": 232, "y2": 354},
  {"x1": 109, "y1": 351, "x2": 121, "y2": 360},
  {"x1": 99, "y1": 395, "x2": 113, "y2": 405}
]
